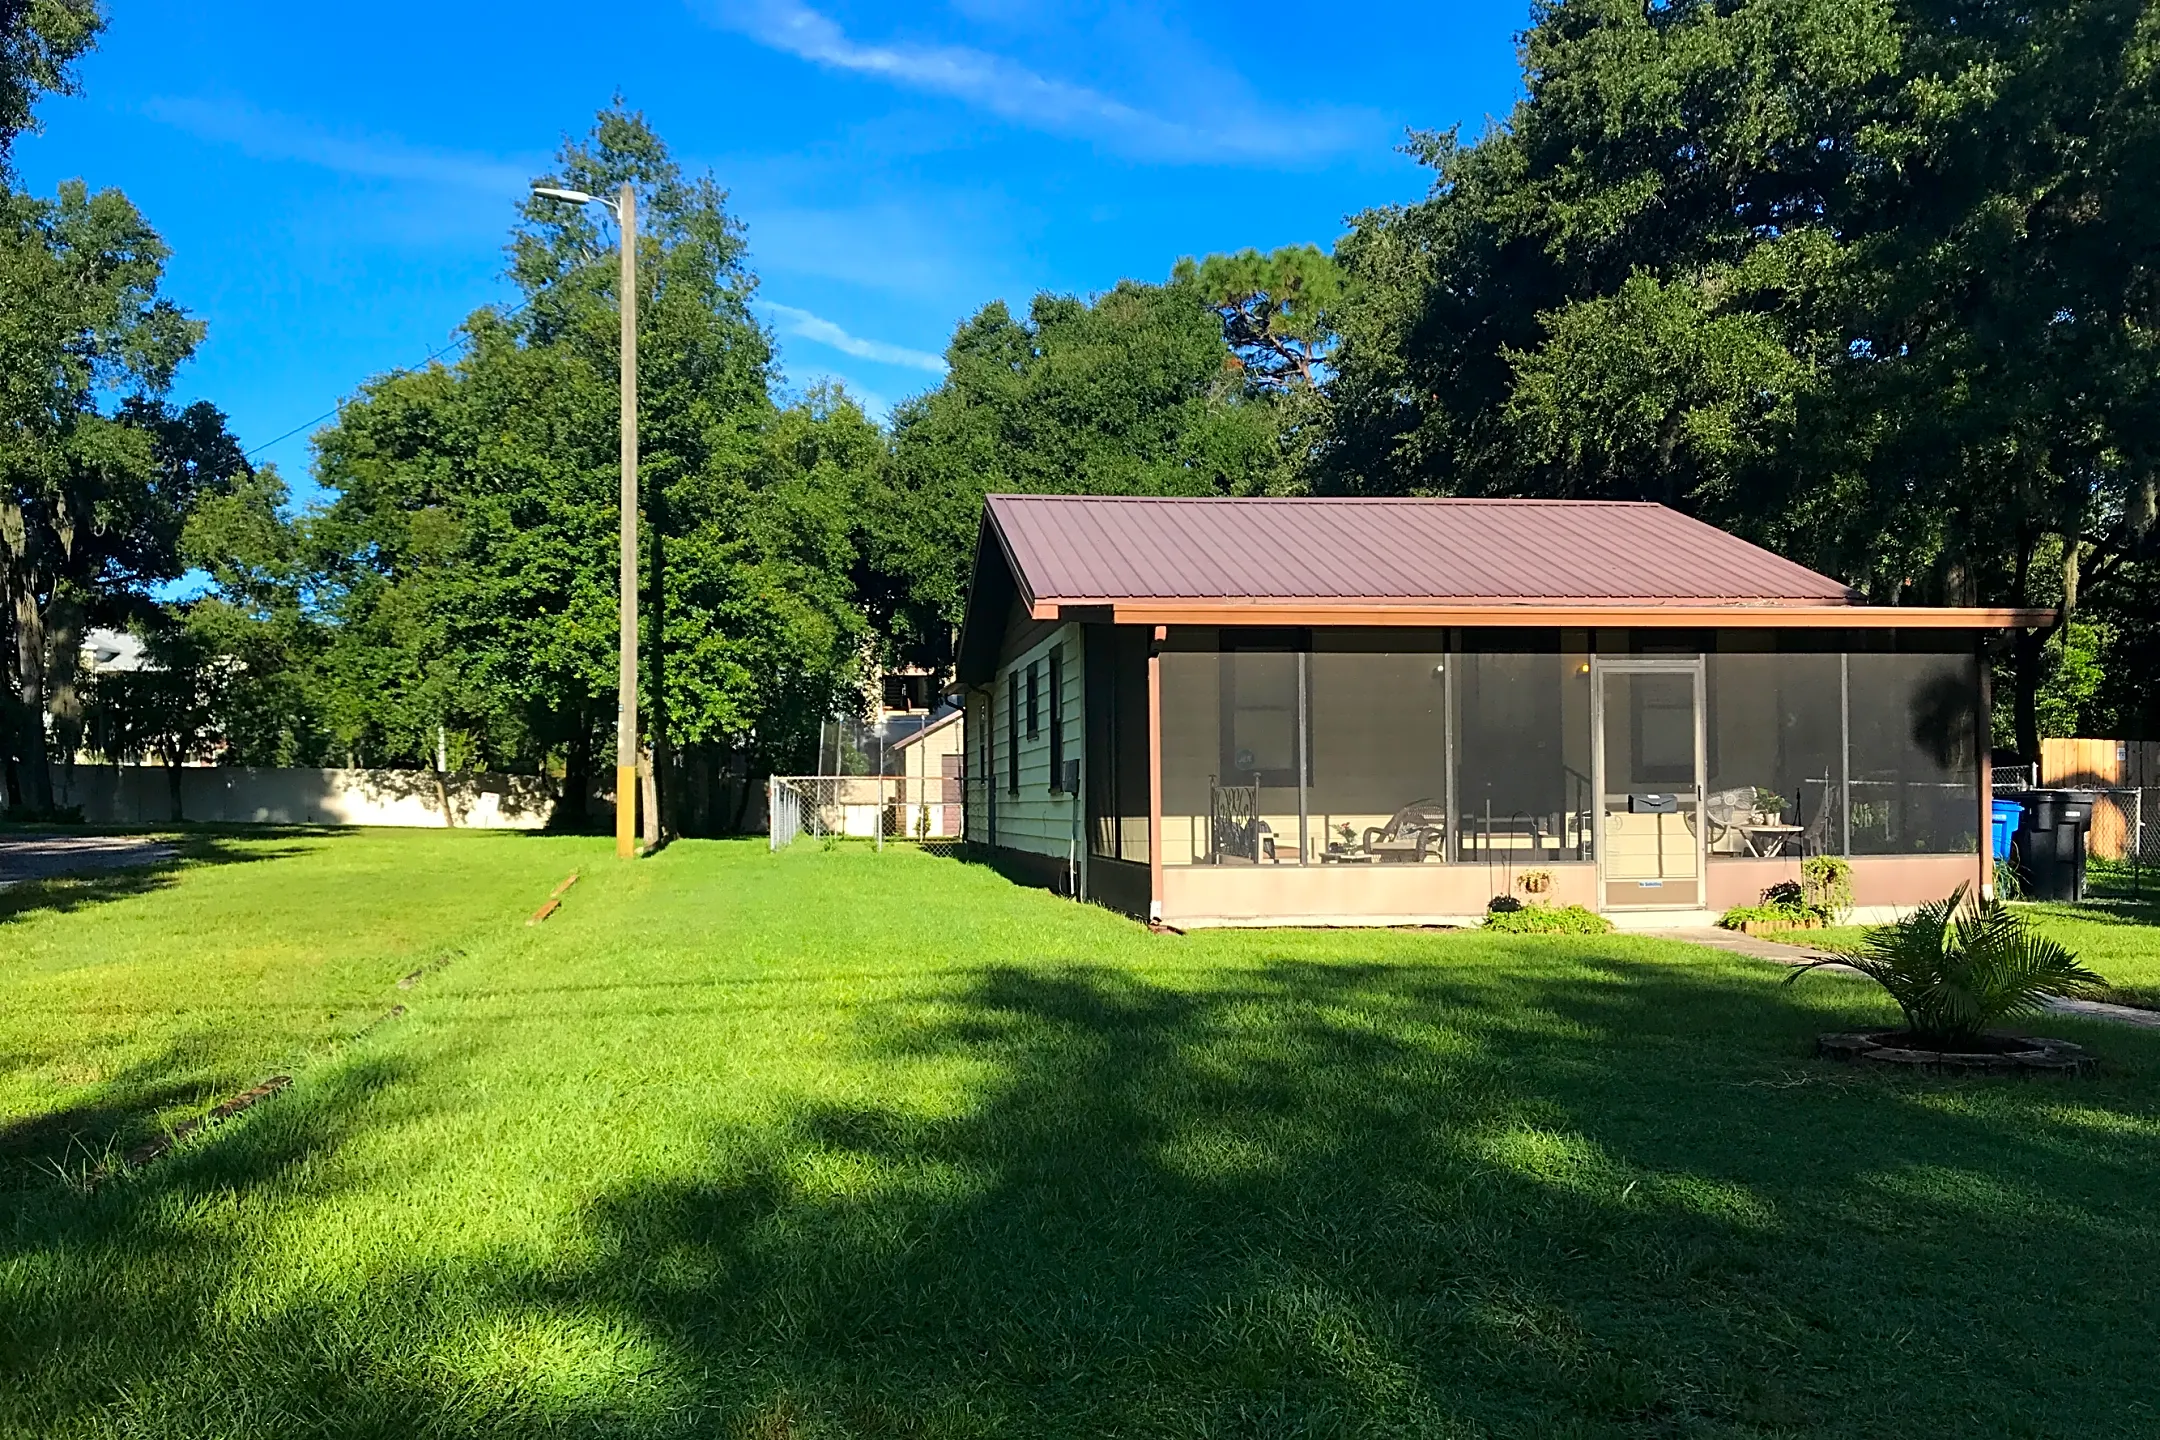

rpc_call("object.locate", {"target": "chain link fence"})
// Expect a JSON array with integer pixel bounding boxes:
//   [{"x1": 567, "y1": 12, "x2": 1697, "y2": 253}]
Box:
[
  {"x1": 2088, "y1": 787, "x2": 2159, "y2": 897},
  {"x1": 1994, "y1": 770, "x2": 2159, "y2": 898},
  {"x1": 766, "y1": 774, "x2": 964, "y2": 851}
]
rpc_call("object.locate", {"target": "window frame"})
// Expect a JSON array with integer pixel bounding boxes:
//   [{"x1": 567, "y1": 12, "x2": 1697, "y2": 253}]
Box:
[
  {"x1": 1217, "y1": 629, "x2": 1310, "y2": 790},
  {"x1": 1006, "y1": 674, "x2": 1020, "y2": 795}
]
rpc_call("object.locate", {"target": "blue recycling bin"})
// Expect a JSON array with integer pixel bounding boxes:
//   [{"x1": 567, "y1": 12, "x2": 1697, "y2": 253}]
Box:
[{"x1": 1990, "y1": 798, "x2": 2023, "y2": 863}]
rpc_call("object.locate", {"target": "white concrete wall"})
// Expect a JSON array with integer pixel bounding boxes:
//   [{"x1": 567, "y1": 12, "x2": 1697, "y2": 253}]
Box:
[
  {"x1": 52, "y1": 764, "x2": 598, "y2": 829},
  {"x1": 986, "y1": 623, "x2": 1085, "y2": 860}
]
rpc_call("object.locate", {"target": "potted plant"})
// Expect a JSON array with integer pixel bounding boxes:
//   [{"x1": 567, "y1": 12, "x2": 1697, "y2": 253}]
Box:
[
  {"x1": 1720, "y1": 880, "x2": 1822, "y2": 935},
  {"x1": 1800, "y1": 854, "x2": 1852, "y2": 921}
]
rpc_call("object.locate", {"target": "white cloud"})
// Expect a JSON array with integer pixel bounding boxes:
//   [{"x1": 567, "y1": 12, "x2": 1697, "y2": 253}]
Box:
[
  {"x1": 143, "y1": 96, "x2": 534, "y2": 193},
  {"x1": 761, "y1": 301, "x2": 948, "y2": 374},
  {"x1": 700, "y1": 0, "x2": 1367, "y2": 163}
]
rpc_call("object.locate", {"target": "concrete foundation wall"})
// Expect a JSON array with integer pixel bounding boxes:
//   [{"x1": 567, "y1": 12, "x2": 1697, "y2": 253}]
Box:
[
  {"x1": 1161, "y1": 860, "x2": 1598, "y2": 927},
  {"x1": 1152, "y1": 853, "x2": 1982, "y2": 928}
]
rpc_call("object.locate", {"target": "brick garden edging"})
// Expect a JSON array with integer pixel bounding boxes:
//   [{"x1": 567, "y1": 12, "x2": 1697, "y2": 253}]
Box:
[{"x1": 1817, "y1": 1030, "x2": 2092, "y2": 1074}]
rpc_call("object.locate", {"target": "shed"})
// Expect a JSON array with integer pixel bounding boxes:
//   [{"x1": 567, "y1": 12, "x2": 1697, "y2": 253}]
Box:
[{"x1": 954, "y1": 495, "x2": 2052, "y2": 927}]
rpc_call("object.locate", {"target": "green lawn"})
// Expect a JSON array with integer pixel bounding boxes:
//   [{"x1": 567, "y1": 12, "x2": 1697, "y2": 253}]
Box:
[
  {"x1": 1802, "y1": 896, "x2": 2160, "y2": 1008},
  {"x1": 6, "y1": 835, "x2": 2160, "y2": 1437},
  {"x1": 0, "y1": 827, "x2": 589, "y2": 1172}
]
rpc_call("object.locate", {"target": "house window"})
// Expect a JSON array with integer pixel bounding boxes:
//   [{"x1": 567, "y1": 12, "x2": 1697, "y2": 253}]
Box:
[
  {"x1": 1218, "y1": 630, "x2": 1307, "y2": 789},
  {"x1": 1048, "y1": 646, "x2": 1065, "y2": 791},
  {"x1": 1006, "y1": 675, "x2": 1020, "y2": 795},
  {"x1": 1026, "y1": 661, "x2": 1041, "y2": 738}
]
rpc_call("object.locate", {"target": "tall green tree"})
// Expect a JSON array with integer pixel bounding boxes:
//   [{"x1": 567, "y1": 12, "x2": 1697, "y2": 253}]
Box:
[
  {"x1": 1175, "y1": 245, "x2": 1344, "y2": 392},
  {"x1": 872, "y1": 275, "x2": 1286, "y2": 665},
  {"x1": 0, "y1": 0, "x2": 100, "y2": 173},
  {"x1": 173, "y1": 461, "x2": 332, "y2": 765},
  {"x1": 0, "y1": 178, "x2": 222, "y2": 811},
  {"x1": 1322, "y1": 0, "x2": 2160, "y2": 753},
  {"x1": 312, "y1": 104, "x2": 876, "y2": 817}
]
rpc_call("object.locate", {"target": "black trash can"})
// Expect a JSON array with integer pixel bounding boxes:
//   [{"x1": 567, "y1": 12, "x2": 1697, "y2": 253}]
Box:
[{"x1": 2013, "y1": 790, "x2": 2096, "y2": 901}]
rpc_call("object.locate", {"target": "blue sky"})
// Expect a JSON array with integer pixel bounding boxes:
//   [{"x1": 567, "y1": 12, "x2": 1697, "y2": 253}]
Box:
[{"x1": 18, "y1": 1, "x2": 1529, "y2": 506}]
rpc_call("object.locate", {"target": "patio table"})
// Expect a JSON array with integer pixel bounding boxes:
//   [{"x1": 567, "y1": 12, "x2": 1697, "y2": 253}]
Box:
[{"x1": 1739, "y1": 823, "x2": 1804, "y2": 858}]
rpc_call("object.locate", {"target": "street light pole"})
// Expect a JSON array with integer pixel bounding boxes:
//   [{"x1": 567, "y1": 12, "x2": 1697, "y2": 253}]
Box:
[
  {"x1": 533, "y1": 181, "x2": 642, "y2": 859},
  {"x1": 614, "y1": 181, "x2": 639, "y2": 861}
]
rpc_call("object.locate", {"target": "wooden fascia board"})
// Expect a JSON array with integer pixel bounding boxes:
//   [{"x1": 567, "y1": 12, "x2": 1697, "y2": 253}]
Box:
[{"x1": 1035, "y1": 600, "x2": 2058, "y2": 630}]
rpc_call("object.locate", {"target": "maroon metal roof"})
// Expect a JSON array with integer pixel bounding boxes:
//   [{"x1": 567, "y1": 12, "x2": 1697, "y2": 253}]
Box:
[{"x1": 985, "y1": 495, "x2": 1856, "y2": 607}]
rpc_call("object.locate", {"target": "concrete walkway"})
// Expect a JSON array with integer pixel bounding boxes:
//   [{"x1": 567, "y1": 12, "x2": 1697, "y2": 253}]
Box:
[
  {"x1": 1648, "y1": 926, "x2": 2160, "y2": 1031},
  {"x1": 0, "y1": 833, "x2": 175, "y2": 889}
]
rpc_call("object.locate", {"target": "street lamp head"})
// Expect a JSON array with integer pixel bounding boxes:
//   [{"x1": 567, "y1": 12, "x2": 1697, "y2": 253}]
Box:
[{"x1": 531, "y1": 185, "x2": 600, "y2": 205}]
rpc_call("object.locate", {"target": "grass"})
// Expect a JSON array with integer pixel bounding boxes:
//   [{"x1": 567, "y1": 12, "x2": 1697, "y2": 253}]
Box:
[
  {"x1": 5, "y1": 835, "x2": 2160, "y2": 1437},
  {"x1": 1805, "y1": 898, "x2": 2160, "y2": 1009},
  {"x1": 0, "y1": 827, "x2": 586, "y2": 1175}
]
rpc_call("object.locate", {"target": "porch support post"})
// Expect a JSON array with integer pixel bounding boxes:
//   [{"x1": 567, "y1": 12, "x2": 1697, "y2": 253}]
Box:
[
  {"x1": 1839, "y1": 652, "x2": 1852, "y2": 858},
  {"x1": 1296, "y1": 649, "x2": 1310, "y2": 865},
  {"x1": 1149, "y1": 625, "x2": 1165, "y2": 925},
  {"x1": 1978, "y1": 633, "x2": 1994, "y2": 899}
]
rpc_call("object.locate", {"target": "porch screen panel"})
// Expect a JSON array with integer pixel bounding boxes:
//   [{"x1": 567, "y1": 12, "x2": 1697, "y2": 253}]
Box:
[
  {"x1": 1160, "y1": 632, "x2": 1306, "y2": 865},
  {"x1": 1704, "y1": 648, "x2": 1845, "y2": 860},
  {"x1": 1083, "y1": 626, "x2": 1151, "y2": 862},
  {"x1": 1455, "y1": 635, "x2": 1593, "y2": 862},
  {"x1": 1847, "y1": 646, "x2": 1980, "y2": 854},
  {"x1": 1159, "y1": 649, "x2": 1213, "y2": 865},
  {"x1": 1306, "y1": 644, "x2": 1449, "y2": 864}
]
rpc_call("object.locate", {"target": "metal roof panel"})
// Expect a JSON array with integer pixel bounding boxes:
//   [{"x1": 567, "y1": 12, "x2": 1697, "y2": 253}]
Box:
[{"x1": 983, "y1": 495, "x2": 1857, "y2": 606}]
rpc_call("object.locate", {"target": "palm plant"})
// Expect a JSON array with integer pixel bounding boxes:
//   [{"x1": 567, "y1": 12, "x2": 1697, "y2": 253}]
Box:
[{"x1": 1787, "y1": 884, "x2": 2106, "y2": 1047}]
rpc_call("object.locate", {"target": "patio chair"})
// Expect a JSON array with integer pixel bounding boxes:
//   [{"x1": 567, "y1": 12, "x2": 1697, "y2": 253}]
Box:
[
  {"x1": 1209, "y1": 778, "x2": 1277, "y2": 863},
  {"x1": 1700, "y1": 787, "x2": 1756, "y2": 855},
  {"x1": 1797, "y1": 793, "x2": 1834, "y2": 856},
  {"x1": 1361, "y1": 799, "x2": 1448, "y2": 863}
]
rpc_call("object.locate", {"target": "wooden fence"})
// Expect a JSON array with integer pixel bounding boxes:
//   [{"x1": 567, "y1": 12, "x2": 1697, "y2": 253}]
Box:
[{"x1": 2039, "y1": 739, "x2": 2160, "y2": 861}]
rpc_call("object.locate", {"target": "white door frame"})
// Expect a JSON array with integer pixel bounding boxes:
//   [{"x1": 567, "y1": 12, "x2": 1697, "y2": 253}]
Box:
[{"x1": 1591, "y1": 656, "x2": 1708, "y2": 911}]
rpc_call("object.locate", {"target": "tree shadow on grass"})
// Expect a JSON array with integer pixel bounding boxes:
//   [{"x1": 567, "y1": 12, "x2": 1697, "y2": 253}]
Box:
[
  {"x1": 529, "y1": 953, "x2": 2159, "y2": 1436},
  {"x1": 2021, "y1": 897, "x2": 2160, "y2": 931},
  {"x1": 0, "y1": 1049, "x2": 424, "y2": 1434},
  {"x1": 0, "y1": 829, "x2": 321, "y2": 929},
  {"x1": 7, "y1": 944, "x2": 2160, "y2": 1437},
  {"x1": 0, "y1": 1077, "x2": 203, "y2": 1185}
]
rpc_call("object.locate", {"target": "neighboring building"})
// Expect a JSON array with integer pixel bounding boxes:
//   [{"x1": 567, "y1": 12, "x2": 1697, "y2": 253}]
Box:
[
  {"x1": 877, "y1": 667, "x2": 942, "y2": 721},
  {"x1": 859, "y1": 664, "x2": 953, "y2": 763},
  {"x1": 81, "y1": 627, "x2": 150, "y2": 675},
  {"x1": 888, "y1": 706, "x2": 965, "y2": 839},
  {"x1": 955, "y1": 494, "x2": 2050, "y2": 927}
]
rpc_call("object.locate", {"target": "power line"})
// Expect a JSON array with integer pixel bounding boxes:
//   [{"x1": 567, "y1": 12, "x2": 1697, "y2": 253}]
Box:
[{"x1": 242, "y1": 297, "x2": 533, "y2": 462}]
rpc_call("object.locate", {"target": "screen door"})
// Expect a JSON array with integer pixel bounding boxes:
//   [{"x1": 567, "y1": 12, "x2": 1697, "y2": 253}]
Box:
[{"x1": 1594, "y1": 662, "x2": 1705, "y2": 909}]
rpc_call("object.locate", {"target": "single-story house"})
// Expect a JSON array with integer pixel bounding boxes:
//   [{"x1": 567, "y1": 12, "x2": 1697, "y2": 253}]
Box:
[{"x1": 954, "y1": 494, "x2": 2051, "y2": 927}]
